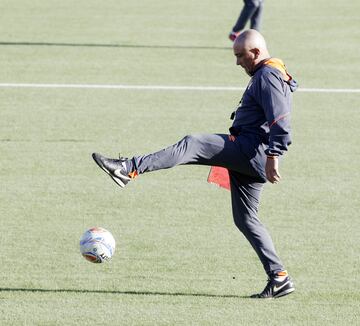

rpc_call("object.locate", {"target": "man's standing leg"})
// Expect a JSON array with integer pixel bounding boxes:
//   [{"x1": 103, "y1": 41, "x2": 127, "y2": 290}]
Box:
[
  {"x1": 229, "y1": 171, "x2": 284, "y2": 274},
  {"x1": 229, "y1": 171, "x2": 295, "y2": 298}
]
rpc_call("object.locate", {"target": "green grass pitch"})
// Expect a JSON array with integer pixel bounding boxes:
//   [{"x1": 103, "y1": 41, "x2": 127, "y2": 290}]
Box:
[{"x1": 0, "y1": 0, "x2": 359, "y2": 325}]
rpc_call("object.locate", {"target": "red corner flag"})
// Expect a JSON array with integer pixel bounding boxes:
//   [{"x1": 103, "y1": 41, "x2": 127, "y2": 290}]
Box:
[{"x1": 207, "y1": 166, "x2": 230, "y2": 191}]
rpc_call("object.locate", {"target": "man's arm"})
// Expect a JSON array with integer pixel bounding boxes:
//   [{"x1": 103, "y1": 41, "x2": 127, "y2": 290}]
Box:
[
  {"x1": 259, "y1": 71, "x2": 292, "y2": 156},
  {"x1": 258, "y1": 70, "x2": 292, "y2": 183}
]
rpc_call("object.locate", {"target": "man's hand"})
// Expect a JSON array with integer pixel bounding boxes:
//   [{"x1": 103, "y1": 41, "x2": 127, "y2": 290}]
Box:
[{"x1": 265, "y1": 156, "x2": 281, "y2": 184}]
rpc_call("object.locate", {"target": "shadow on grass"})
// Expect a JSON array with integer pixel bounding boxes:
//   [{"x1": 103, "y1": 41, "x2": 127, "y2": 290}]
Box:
[
  {"x1": 0, "y1": 139, "x2": 90, "y2": 143},
  {"x1": 0, "y1": 287, "x2": 248, "y2": 299},
  {"x1": 0, "y1": 41, "x2": 230, "y2": 51}
]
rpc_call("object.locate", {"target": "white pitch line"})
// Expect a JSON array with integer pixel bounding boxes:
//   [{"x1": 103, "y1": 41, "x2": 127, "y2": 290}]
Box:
[
  {"x1": 298, "y1": 88, "x2": 360, "y2": 93},
  {"x1": 0, "y1": 83, "x2": 359, "y2": 93}
]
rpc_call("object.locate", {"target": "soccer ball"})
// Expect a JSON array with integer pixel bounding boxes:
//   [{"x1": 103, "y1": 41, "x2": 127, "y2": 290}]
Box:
[{"x1": 79, "y1": 227, "x2": 116, "y2": 263}]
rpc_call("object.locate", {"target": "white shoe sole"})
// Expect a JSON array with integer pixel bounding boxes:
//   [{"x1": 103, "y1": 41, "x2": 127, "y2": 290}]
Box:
[{"x1": 274, "y1": 287, "x2": 295, "y2": 298}]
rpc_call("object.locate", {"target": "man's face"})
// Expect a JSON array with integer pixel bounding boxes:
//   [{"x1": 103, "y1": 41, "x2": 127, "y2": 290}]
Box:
[{"x1": 233, "y1": 44, "x2": 257, "y2": 76}]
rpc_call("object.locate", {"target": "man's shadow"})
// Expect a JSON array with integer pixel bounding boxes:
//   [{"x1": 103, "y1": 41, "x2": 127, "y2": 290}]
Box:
[{"x1": 0, "y1": 287, "x2": 249, "y2": 299}]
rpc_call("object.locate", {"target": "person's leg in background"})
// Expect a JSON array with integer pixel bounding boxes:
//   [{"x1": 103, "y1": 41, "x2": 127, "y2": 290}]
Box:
[
  {"x1": 250, "y1": 0, "x2": 264, "y2": 30},
  {"x1": 229, "y1": 0, "x2": 264, "y2": 41}
]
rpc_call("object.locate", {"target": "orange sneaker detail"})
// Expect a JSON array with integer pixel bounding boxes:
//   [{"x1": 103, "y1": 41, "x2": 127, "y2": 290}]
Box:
[{"x1": 128, "y1": 170, "x2": 138, "y2": 179}]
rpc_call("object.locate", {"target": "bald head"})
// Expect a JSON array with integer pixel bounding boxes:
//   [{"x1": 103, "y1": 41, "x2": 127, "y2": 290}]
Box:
[
  {"x1": 233, "y1": 29, "x2": 270, "y2": 76},
  {"x1": 234, "y1": 29, "x2": 268, "y2": 53}
]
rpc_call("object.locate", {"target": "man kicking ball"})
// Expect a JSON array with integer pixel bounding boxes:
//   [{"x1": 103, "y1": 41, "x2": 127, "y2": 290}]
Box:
[{"x1": 92, "y1": 29, "x2": 298, "y2": 299}]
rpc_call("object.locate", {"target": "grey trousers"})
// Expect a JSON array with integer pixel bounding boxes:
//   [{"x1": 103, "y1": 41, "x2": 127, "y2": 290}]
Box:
[
  {"x1": 127, "y1": 134, "x2": 284, "y2": 275},
  {"x1": 232, "y1": 0, "x2": 264, "y2": 32}
]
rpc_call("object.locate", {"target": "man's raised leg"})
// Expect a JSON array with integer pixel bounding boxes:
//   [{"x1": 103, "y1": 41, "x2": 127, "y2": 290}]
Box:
[{"x1": 92, "y1": 134, "x2": 256, "y2": 187}]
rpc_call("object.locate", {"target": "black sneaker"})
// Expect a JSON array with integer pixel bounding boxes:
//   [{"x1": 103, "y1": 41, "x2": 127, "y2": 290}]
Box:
[
  {"x1": 251, "y1": 274, "x2": 295, "y2": 299},
  {"x1": 92, "y1": 153, "x2": 131, "y2": 188}
]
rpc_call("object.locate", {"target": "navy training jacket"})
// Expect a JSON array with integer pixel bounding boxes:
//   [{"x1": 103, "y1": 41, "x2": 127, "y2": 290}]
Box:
[{"x1": 230, "y1": 59, "x2": 298, "y2": 157}]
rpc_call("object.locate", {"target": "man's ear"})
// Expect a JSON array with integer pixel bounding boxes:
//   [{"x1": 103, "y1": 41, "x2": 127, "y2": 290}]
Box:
[{"x1": 250, "y1": 48, "x2": 260, "y2": 59}]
